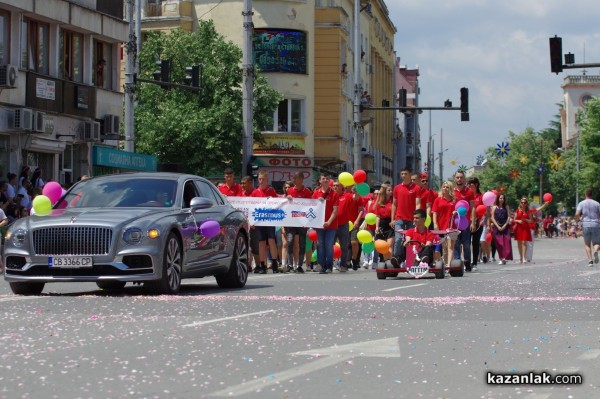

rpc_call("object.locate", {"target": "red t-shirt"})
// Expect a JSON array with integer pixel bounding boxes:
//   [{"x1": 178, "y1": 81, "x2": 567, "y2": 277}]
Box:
[
  {"x1": 240, "y1": 189, "x2": 254, "y2": 197},
  {"x1": 454, "y1": 185, "x2": 475, "y2": 222},
  {"x1": 218, "y1": 183, "x2": 242, "y2": 197},
  {"x1": 419, "y1": 188, "x2": 435, "y2": 211},
  {"x1": 287, "y1": 185, "x2": 312, "y2": 199},
  {"x1": 344, "y1": 193, "x2": 363, "y2": 223},
  {"x1": 393, "y1": 182, "x2": 422, "y2": 221},
  {"x1": 405, "y1": 227, "x2": 435, "y2": 245},
  {"x1": 336, "y1": 191, "x2": 350, "y2": 225},
  {"x1": 312, "y1": 187, "x2": 339, "y2": 230},
  {"x1": 374, "y1": 200, "x2": 393, "y2": 219},
  {"x1": 432, "y1": 196, "x2": 455, "y2": 230},
  {"x1": 250, "y1": 186, "x2": 278, "y2": 198}
]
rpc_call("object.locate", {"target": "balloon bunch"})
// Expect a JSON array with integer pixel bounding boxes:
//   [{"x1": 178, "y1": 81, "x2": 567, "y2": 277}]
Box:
[
  {"x1": 453, "y1": 200, "x2": 470, "y2": 230},
  {"x1": 32, "y1": 182, "x2": 65, "y2": 216},
  {"x1": 337, "y1": 169, "x2": 370, "y2": 196}
]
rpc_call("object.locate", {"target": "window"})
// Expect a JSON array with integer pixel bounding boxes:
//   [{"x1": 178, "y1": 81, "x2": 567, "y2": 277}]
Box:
[
  {"x1": 93, "y1": 40, "x2": 114, "y2": 89},
  {"x1": 60, "y1": 144, "x2": 73, "y2": 186},
  {"x1": 59, "y1": 30, "x2": 84, "y2": 82},
  {"x1": 182, "y1": 181, "x2": 199, "y2": 208},
  {"x1": 0, "y1": 10, "x2": 9, "y2": 64},
  {"x1": 21, "y1": 18, "x2": 49, "y2": 74},
  {"x1": 195, "y1": 180, "x2": 224, "y2": 205},
  {"x1": 268, "y1": 98, "x2": 304, "y2": 133}
]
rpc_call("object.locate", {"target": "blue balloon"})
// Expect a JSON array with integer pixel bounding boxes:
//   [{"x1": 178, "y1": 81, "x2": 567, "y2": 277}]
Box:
[{"x1": 457, "y1": 206, "x2": 467, "y2": 216}]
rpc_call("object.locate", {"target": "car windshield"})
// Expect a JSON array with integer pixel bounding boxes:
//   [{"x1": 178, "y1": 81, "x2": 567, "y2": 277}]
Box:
[{"x1": 57, "y1": 177, "x2": 178, "y2": 208}]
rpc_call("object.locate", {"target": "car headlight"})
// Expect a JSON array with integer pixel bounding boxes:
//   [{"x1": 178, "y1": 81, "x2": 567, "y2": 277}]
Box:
[
  {"x1": 11, "y1": 228, "x2": 27, "y2": 247},
  {"x1": 123, "y1": 227, "x2": 144, "y2": 244}
]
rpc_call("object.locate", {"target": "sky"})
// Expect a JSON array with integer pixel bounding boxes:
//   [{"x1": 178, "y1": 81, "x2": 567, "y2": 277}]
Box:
[{"x1": 386, "y1": 0, "x2": 600, "y2": 177}]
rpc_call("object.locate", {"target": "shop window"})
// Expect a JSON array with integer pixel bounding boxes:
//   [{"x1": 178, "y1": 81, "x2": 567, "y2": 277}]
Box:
[
  {"x1": 21, "y1": 18, "x2": 49, "y2": 75},
  {"x1": 59, "y1": 30, "x2": 84, "y2": 82},
  {"x1": 0, "y1": 10, "x2": 9, "y2": 65}
]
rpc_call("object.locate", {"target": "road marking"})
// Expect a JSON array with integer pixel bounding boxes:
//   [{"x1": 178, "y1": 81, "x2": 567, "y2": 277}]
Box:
[
  {"x1": 523, "y1": 394, "x2": 551, "y2": 399},
  {"x1": 383, "y1": 283, "x2": 428, "y2": 292},
  {"x1": 210, "y1": 337, "x2": 401, "y2": 397},
  {"x1": 182, "y1": 309, "x2": 276, "y2": 328},
  {"x1": 0, "y1": 296, "x2": 42, "y2": 303},
  {"x1": 578, "y1": 270, "x2": 600, "y2": 277},
  {"x1": 577, "y1": 349, "x2": 600, "y2": 360}
]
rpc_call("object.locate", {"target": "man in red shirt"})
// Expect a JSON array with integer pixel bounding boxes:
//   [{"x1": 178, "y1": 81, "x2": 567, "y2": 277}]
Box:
[
  {"x1": 345, "y1": 185, "x2": 364, "y2": 270},
  {"x1": 400, "y1": 208, "x2": 434, "y2": 267},
  {"x1": 391, "y1": 167, "x2": 422, "y2": 263},
  {"x1": 333, "y1": 181, "x2": 362, "y2": 271},
  {"x1": 251, "y1": 170, "x2": 279, "y2": 274},
  {"x1": 285, "y1": 171, "x2": 312, "y2": 273},
  {"x1": 239, "y1": 175, "x2": 258, "y2": 272},
  {"x1": 218, "y1": 167, "x2": 242, "y2": 196},
  {"x1": 453, "y1": 170, "x2": 476, "y2": 271},
  {"x1": 312, "y1": 174, "x2": 339, "y2": 273},
  {"x1": 418, "y1": 173, "x2": 436, "y2": 217}
]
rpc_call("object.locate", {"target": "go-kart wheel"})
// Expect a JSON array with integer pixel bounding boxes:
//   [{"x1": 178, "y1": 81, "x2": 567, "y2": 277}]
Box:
[
  {"x1": 376, "y1": 262, "x2": 387, "y2": 280},
  {"x1": 449, "y1": 259, "x2": 464, "y2": 277},
  {"x1": 433, "y1": 260, "x2": 445, "y2": 279}
]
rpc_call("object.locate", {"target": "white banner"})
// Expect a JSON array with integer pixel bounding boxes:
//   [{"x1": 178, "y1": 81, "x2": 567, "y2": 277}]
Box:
[{"x1": 228, "y1": 197, "x2": 325, "y2": 228}]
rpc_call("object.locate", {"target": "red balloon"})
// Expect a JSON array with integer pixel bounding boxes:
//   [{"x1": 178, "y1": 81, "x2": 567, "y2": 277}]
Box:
[
  {"x1": 491, "y1": 190, "x2": 499, "y2": 196},
  {"x1": 308, "y1": 229, "x2": 318, "y2": 242},
  {"x1": 333, "y1": 245, "x2": 342, "y2": 259},
  {"x1": 328, "y1": 179, "x2": 334, "y2": 187},
  {"x1": 353, "y1": 169, "x2": 367, "y2": 184},
  {"x1": 543, "y1": 193, "x2": 553, "y2": 202},
  {"x1": 476, "y1": 204, "x2": 487, "y2": 218},
  {"x1": 485, "y1": 232, "x2": 493, "y2": 243}
]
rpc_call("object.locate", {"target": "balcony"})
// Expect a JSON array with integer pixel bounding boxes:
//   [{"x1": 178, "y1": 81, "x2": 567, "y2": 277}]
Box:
[
  {"x1": 142, "y1": 0, "x2": 194, "y2": 31},
  {"x1": 563, "y1": 75, "x2": 600, "y2": 85}
]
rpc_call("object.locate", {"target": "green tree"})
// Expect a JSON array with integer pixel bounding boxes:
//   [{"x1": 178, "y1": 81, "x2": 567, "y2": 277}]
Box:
[
  {"x1": 134, "y1": 22, "x2": 281, "y2": 176},
  {"x1": 578, "y1": 97, "x2": 600, "y2": 195}
]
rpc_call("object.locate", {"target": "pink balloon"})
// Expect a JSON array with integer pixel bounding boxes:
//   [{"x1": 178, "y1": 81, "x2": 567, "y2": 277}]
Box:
[
  {"x1": 42, "y1": 181, "x2": 63, "y2": 204},
  {"x1": 482, "y1": 191, "x2": 497, "y2": 207},
  {"x1": 455, "y1": 200, "x2": 469, "y2": 211}
]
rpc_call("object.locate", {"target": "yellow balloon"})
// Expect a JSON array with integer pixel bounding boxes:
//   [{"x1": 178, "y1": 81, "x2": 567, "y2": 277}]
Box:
[
  {"x1": 338, "y1": 172, "x2": 355, "y2": 187},
  {"x1": 425, "y1": 215, "x2": 432, "y2": 227},
  {"x1": 348, "y1": 221, "x2": 354, "y2": 231},
  {"x1": 32, "y1": 195, "x2": 52, "y2": 216},
  {"x1": 357, "y1": 230, "x2": 373, "y2": 244},
  {"x1": 365, "y1": 212, "x2": 377, "y2": 225}
]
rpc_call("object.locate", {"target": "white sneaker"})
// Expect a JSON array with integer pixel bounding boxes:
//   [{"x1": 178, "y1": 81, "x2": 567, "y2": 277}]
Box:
[
  {"x1": 472, "y1": 265, "x2": 479, "y2": 271},
  {"x1": 498, "y1": 260, "x2": 503, "y2": 265}
]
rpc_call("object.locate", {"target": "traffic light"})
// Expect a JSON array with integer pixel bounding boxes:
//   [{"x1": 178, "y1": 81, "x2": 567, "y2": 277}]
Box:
[
  {"x1": 153, "y1": 60, "x2": 171, "y2": 82},
  {"x1": 398, "y1": 88, "x2": 407, "y2": 108},
  {"x1": 184, "y1": 65, "x2": 201, "y2": 88},
  {"x1": 460, "y1": 87, "x2": 469, "y2": 122},
  {"x1": 549, "y1": 36, "x2": 563, "y2": 74},
  {"x1": 247, "y1": 160, "x2": 259, "y2": 180}
]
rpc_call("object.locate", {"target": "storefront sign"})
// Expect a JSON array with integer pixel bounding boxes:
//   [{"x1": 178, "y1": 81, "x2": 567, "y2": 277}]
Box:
[
  {"x1": 93, "y1": 146, "x2": 157, "y2": 171},
  {"x1": 36, "y1": 78, "x2": 56, "y2": 100},
  {"x1": 254, "y1": 156, "x2": 313, "y2": 168},
  {"x1": 253, "y1": 134, "x2": 305, "y2": 155}
]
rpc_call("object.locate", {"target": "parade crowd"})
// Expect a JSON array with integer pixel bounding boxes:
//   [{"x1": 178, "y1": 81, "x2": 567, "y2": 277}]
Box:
[{"x1": 217, "y1": 166, "x2": 600, "y2": 275}]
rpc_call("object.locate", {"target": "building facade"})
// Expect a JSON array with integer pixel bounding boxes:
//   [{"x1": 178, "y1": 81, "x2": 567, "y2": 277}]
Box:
[
  {"x1": 0, "y1": 0, "x2": 154, "y2": 186},
  {"x1": 395, "y1": 58, "x2": 420, "y2": 176},
  {"x1": 140, "y1": 0, "x2": 397, "y2": 188},
  {"x1": 561, "y1": 73, "x2": 600, "y2": 149}
]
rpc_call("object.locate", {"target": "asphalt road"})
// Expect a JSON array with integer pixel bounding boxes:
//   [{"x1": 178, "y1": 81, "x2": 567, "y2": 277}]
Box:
[{"x1": 1, "y1": 237, "x2": 598, "y2": 399}]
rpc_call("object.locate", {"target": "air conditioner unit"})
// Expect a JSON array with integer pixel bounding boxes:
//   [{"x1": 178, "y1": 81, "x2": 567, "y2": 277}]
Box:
[
  {"x1": 8, "y1": 108, "x2": 33, "y2": 131},
  {"x1": 33, "y1": 111, "x2": 46, "y2": 133},
  {"x1": 79, "y1": 121, "x2": 101, "y2": 142},
  {"x1": 103, "y1": 114, "x2": 120, "y2": 135},
  {"x1": 0, "y1": 64, "x2": 18, "y2": 88}
]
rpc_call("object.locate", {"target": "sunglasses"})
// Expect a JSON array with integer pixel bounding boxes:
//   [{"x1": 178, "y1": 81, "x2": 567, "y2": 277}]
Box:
[{"x1": 421, "y1": 180, "x2": 428, "y2": 182}]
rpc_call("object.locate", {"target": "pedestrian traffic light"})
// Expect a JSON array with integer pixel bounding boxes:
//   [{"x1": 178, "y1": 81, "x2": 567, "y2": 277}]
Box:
[
  {"x1": 460, "y1": 87, "x2": 469, "y2": 121},
  {"x1": 184, "y1": 65, "x2": 201, "y2": 88},
  {"x1": 153, "y1": 60, "x2": 170, "y2": 82},
  {"x1": 549, "y1": 36, "x2": 563, "y2": 74},
  {"x1": 398, "y1": 88, "x2": 407, "y2": 108}
]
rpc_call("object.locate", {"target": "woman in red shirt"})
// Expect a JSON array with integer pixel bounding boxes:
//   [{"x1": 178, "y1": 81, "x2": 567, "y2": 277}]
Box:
[
  {"x1": 432, "y1": 181, "x2": 457, "y2": 266},
  {"x1": 374, "y1": 183, "x2": 394, "y2": 261}
]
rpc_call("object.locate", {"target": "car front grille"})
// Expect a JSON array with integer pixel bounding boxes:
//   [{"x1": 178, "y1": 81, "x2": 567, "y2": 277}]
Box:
[{"x1": 33, "y1": 227, "x2": 113, "y2": 256}]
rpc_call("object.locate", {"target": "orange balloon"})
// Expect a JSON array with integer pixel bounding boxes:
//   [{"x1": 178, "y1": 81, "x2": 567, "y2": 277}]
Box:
[{"x1": 374, "y1": 239, "x2": 389, "y2": 254}]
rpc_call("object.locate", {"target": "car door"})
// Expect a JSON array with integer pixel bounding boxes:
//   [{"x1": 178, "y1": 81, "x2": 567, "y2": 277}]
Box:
[
  {"x1": 179, "y1": 179, "x2": 206, "y2": 269},
  {"x1": 193, "y1": 179, "x2": 229, "y2": 265}
]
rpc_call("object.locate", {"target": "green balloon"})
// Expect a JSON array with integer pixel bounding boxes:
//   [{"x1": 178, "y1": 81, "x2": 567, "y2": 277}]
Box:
[
  {"x1": 365, "y1": 212, "x2": 377, "y2": 225},
  {"x1": 362, "y1": 241, "x2": 375, "y2": 253},
  {"x1": 312, "y1": 250, "x2": 318, "y2": 262},
  {"x1": 356, "y1": 182, "x2": 370, "y2": 196}
]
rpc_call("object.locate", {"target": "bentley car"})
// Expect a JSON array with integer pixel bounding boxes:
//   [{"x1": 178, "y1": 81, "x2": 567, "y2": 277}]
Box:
[{"x1": 3, "y1": 173, "x2": 249, "y2": 295}]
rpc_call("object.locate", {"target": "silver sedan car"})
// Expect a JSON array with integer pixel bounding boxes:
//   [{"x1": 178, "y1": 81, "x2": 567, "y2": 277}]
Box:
[{"x1": 3, "y1": 173, "x2": 249, "y2": 295}]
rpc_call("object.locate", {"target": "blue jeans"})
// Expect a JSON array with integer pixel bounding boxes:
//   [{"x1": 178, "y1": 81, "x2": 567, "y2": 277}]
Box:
[
  {"x1": 336, "y1": 222, "x2": 350, "y2": 266},
  {"x1": 454, "y1": 227, "x2": 472, "y2": 262},
  {"x1": 317, "y1": 228, "x2": 337, "y2": 269},
  {"x1": 393, "y1": 219, "x2": 414, "y2": 261}
]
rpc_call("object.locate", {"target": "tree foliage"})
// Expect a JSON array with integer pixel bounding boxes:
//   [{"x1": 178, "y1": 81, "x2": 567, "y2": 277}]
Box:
[
  {"x1": 134, "y1": 22, "x2": 281, "y2": 176},
  {"x1": 578, "y1": 97, "x2": 600, "y2": 194}
]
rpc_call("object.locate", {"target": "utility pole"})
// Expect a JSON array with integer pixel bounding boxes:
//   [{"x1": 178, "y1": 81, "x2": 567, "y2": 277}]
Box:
[
  {"x1": 352, "y1": 0, "x2": 362, "y2": 171},
  {"x1": 439, "y1": 128, "x2": 444, "y2": 184},
  {"x1": 135, "y1": 0, "x2": 141, "y2": 74},
  {"x1": 124, "y1": 0, "x2": 136, "y2": 153},
  {"x1": 242, "y1": 0, "x2": 254, "y2": 176},
  {"x1": 242, "y1": 0, "x2": 254, "y2": 175}
]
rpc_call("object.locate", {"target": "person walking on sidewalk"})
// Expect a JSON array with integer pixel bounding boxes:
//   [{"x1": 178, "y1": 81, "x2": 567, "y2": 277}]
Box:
[{"x1": 575, "y1": 188, "x2": 600, "y2": 267}]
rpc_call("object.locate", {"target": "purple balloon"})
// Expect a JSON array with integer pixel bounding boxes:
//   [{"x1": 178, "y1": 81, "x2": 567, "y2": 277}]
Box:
[
  {"x1": 454, "y1": 215, "x2": 469, "y2": 230},
  {"x1": 199, "y1": 220, "x2": 220, "y2": 238}
]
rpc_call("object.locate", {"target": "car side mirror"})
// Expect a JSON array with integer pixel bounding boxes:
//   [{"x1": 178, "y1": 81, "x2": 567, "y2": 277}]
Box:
[{"x1": 190, "y1": 197, "x2": 214, "y2": 212}]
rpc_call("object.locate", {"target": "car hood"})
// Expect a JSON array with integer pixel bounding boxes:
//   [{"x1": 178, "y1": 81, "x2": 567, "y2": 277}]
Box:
[{"x1": 19, "y1": 208, "x2": 173, "y2": 230}]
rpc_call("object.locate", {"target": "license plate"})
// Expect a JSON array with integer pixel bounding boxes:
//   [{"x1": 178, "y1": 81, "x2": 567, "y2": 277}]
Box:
[
  {"x1": 50, "y1": 256, "x2": 93, "y2": 268},
  {"x1": 407, "y1": 264, "x2": 429, "y2": 279}
]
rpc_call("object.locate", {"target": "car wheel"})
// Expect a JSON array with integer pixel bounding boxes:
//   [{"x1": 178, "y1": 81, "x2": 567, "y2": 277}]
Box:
[
  {"x1": 96, "y1": 281, "x2": 127, "y2": 290},
  {"x1": 147, "y1": 232, "x2": 182, "y2": 295},
  {"x1": 216, "y1": 233, "x2": 249, "y2": 288},
  {"x1": 9, "y1": 282, "x2": 45, "y2": 295}
]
